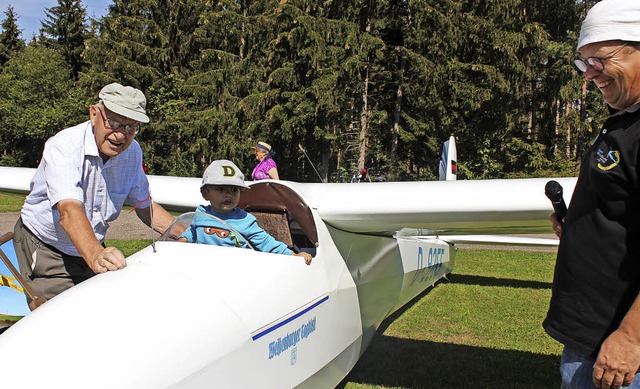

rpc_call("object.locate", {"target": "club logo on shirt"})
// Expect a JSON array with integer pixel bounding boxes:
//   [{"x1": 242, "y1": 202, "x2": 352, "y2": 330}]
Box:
[{"x1": 595, "y1": 147, "x2": 620, "y2": 171}]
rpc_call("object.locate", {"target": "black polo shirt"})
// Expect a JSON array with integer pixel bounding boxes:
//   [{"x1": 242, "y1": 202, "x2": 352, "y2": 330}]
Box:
[{"x1": 544, "y1": 108, "x2": 640, "y2": 358}]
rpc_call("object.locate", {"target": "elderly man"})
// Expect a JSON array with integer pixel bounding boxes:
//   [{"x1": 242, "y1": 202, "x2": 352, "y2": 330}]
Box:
[
  {"x1": 13, "y1": 82, "x2": 174, "y2": 309},
  {"x1": 545, "y1": 1, "x2": 640, "y2": 388}
]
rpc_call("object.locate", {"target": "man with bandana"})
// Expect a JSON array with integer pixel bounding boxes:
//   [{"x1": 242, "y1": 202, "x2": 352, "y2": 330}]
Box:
[{"x1": 545, "y1": 1, "x2": 640, "y2": 388}]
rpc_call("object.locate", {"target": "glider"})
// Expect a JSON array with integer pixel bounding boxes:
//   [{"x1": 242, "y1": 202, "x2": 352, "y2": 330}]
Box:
[{"x1": 0, "y1": 162, "x2": 575, "y2": 388}]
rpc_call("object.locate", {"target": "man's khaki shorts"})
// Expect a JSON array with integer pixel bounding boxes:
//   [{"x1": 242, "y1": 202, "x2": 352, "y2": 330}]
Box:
[{"x1": 13, "y1": 218, "x2": 95, "y2": 309}]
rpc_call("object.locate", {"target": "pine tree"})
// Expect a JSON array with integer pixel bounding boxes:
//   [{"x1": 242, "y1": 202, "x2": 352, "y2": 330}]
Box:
[
  {"x1": 165, "y1": 0, "x2": 267, "y2": 177},
  {"x1": 257, "y1": 0, "x2": 355, "y2": 182},
  {"x1": 82, "y1": 0, "x2": 205, "y2": 91},
  {"x1": 80, "y1": 0, "x2": 207, "y2": 175},
  {"x1": 40, "y1": 0, "x2": 90, "y2": 79},
  {"x1": 0, "y1": 6, "x2": 25, "y2": 66},
  {"x1": 258, "y1": 0, "x2": 393, "y2": 182}
]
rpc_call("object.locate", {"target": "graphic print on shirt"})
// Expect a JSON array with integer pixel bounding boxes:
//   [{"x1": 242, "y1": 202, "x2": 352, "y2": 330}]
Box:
[
  {"x1": 203, "y1": 227, "x2": 230, "y2": 238},
  {"x1": 595, "y1": 143, "x2": 620, "y2": 171},
  {"x1": 201, "y1": 226, "x2": 243, "y2": 247}
]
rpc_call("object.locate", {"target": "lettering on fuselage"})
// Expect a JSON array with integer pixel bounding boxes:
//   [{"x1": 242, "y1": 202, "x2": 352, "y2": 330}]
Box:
[
  {"x1": 417, "y1": 246, "x2": 446, "y2": 269},
  {"x1": 268, "y1": 316, "x2": 317, "y2": 361},
  {"x1": 411, "y1": 245, "x2": 448, "y2": 286}
]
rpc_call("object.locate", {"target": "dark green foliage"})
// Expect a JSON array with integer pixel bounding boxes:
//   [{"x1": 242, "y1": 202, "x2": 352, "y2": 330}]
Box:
[
  {"x1": 0, "y1": 45, "x2": 83, "y2": 167},
  {"x1": 0, "y1": 0, "x2": 602, "y2": 181},
  {"x1": 0, "y1": 6, "x2": 25, "y2": 66},
  {"x1": 39, "y1": 0, "x2": 90, "y2": 79}
]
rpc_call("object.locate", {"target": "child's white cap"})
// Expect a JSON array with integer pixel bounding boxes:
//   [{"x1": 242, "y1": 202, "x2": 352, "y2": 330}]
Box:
[{"x1": 201, "y1": 160, "x2": 250, "y2": 189}]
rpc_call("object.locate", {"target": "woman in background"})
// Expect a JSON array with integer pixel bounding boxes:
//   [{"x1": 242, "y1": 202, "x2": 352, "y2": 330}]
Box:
[{"x1": 251, "y1": 141, "x2": 279, "y2": 180}]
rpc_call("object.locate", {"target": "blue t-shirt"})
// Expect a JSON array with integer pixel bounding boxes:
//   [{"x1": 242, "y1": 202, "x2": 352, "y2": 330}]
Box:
[{"x1": 179, "y1": 205, "x2": 292, "y2": 255}]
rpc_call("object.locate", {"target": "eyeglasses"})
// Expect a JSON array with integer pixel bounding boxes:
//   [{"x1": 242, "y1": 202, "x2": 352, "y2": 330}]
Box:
[
  {"x1": 96, "y1": 105, "x2": 140, "y2": 136},
  {"x1": 574, "y1": 43, "x2": 628, "y2": 73}
]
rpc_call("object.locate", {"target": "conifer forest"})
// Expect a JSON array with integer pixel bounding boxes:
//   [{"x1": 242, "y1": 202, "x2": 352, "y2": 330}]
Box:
[{"x1": 0, "y1": 1, "x2": 605, "y2": 182}]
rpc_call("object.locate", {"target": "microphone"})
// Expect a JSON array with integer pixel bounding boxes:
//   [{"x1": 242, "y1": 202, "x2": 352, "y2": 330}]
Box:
[{"x1": 545, "y1": 180, "x2": 567, "y2": 222}]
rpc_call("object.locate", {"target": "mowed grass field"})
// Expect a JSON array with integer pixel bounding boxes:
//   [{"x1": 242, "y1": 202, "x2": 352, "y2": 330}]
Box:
[
  {"x1": 340, "y1": 249, "x2": 562, "y2": 389},
  {"x1": 1, "y1": 191, "x2": 563, "y2": 388},
  {"x1": 0, "y1": 191, "x2": 25, "y2": 212}
]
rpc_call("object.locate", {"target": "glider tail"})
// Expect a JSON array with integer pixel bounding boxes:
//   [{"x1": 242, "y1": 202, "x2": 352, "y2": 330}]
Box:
[{"x1": 438, "y1": 135, "x2": 457, "y2": 181}]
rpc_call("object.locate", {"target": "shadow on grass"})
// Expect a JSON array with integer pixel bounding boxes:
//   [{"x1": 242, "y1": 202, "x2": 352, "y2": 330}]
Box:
[
  {"x1": 450, "y1": 273, "x2": 553, "y2": 289},
  {"x1": 340, "y1": 334, "x2": 560, "y2": 389},
  {"x1": 338, "y1": 277, "x2": 559, "y2": 388}
]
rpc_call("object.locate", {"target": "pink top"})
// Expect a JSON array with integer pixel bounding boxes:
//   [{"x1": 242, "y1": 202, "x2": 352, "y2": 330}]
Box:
[{"x1": 251, "y1": 158, "x2": 277, "y2": 180}]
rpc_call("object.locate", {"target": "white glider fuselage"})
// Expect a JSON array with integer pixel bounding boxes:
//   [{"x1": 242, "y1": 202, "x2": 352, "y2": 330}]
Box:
[{"x1": 0, "y1": 167, "x2": 575, "y2": 387}]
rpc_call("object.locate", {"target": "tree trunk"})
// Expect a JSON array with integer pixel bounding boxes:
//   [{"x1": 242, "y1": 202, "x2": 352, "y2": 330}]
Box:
[
  {"x1": 358, "y1": 65, "x2": 369, "y2": 171},
  {"x1": 391, "y1": 47, "x2": 403, "y2": 167}
]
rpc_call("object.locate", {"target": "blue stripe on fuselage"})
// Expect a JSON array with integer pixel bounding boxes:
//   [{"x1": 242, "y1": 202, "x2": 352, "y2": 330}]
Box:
[{"x1": 252, "y1": 295, "x2": 329, "y2": 341}]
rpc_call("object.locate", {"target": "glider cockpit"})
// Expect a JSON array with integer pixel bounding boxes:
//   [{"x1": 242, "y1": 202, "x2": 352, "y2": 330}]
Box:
[
  {"x1": 238, "y1": 181, "x2": 318, "y2": 253},
  {"x1": 159, "y1": 181, "x2": 319, "y2": 255}
]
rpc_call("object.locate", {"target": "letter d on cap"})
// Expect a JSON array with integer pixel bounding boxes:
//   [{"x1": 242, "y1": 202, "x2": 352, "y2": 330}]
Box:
[{"x1": 222, "y1": 165, "x2": 236, "y2": 177}]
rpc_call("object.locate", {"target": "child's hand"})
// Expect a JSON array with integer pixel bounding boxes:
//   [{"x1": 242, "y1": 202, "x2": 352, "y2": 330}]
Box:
[{"x1": 293, "y1": 251, "x2": 313, "y2": 265}]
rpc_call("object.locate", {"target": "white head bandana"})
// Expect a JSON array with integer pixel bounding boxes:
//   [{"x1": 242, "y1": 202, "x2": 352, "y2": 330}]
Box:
[{"x1": 577, "y1": 0, "x2": 640, "y2": 50}]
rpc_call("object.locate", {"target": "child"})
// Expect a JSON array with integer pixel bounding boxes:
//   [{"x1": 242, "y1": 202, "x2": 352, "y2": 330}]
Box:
[{"x1": 178, "y1": 160, "x2": 312, "y2": 265}]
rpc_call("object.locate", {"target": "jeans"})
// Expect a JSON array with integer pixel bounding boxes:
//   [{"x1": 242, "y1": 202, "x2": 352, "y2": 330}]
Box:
[{"x1": 561, "y1": 346, "x2": 640, "y2": 388}]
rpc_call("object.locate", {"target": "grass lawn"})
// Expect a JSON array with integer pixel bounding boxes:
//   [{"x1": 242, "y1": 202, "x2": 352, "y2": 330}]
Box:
[
  {"x1": 341, "y1": 249, "x2": 562, "y2": 389},
  {"x1": 0, "y1": 192, "x2": 25, "y2": 212},
  {"x1": 104, "y1": 239, "x2": 150, "y2": 256},
  {"x1": 0, "y1": 314, "x2": 22, "y2": 325}
]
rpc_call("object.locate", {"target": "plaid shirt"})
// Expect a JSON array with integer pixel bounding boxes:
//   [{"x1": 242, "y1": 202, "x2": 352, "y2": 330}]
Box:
[{"x1": 21, "y1": 121, "x2": 151, "y2": 256}]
